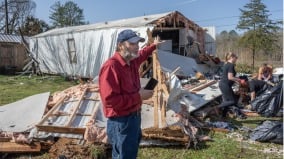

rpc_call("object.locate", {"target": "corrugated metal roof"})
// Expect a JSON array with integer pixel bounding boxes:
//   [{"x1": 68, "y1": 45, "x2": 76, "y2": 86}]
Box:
[
  {"x1": 33, "y1": 11, "x2": 174, "y2": 38},
  {"x1": 0, "y1": 33, "x2": 29, "y2": 43}
]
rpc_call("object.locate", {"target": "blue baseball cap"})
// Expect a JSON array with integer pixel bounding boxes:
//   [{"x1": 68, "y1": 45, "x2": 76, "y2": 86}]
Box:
[{"x1": 117, "y1": 29, "x2": 145, "y2": 43}]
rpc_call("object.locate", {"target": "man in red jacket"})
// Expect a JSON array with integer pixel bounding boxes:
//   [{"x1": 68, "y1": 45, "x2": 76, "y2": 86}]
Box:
[{"x1": 99, "y1": 29, "x2": 162, "y2": 159}]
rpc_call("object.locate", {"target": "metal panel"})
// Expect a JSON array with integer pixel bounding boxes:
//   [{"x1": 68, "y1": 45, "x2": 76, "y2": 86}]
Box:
[
  {"x1": 0, "y1": 92, "x2": 50, "y2": 132},
  {"x1": 0, "y1": 34, "x2": 29, "y2": 43}
]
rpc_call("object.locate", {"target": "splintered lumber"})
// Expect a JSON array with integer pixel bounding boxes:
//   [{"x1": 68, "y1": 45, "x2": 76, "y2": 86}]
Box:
[
  {"x1": 190, "y1": 80, "x2": 217, "y2": 92},
  {"x1": 66, "y1": 88, "x2": 88, "y2": 126},
  {"x1": 0, "y1": 137, "x2": 12, "y2": 142},
  {"x1": 139, "y1": 60, "x2": 153, "y2": 77},
  {"x1": 156, "y1": 61, "x2": 167, "y2": 127},
  {"x1": 36, "y1": 125, "x2": 85, "y2": 134},
  {"x1": 37, "y1": 95, "x2": 67, "y2": 126},
  {"x1": 152, "y1": 49, "x2": 170, "y2": 128},
  {"x1": 152, "y1": 50, "x2": 159, "y2": 128},
  {"x1": 89, "y1": 101, "x2": 101, "y2": 120},
  {"x1": 169, "y1": 66, "x2": 181, "y2": 77},
  {"x1": 142, "y1": 126, "x2": 188, "y2": 143},
  {"x1": 0, "y1": 142, "x2": 41, "y2": 152},
  {"x1": 160, "y1": 100, "x2": 167, "y2": 128},
  {"x1": 36, "y1": 84, "x2": 100, "y2": 134}
]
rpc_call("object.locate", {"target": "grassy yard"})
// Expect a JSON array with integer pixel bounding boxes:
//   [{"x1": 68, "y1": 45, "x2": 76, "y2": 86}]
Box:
[
  {"x1": 0, "y1": 75, "x2": 77, "y2": 105},
  {"x1": 0, "y1": 75, "x2": 283, "y2": 159}
]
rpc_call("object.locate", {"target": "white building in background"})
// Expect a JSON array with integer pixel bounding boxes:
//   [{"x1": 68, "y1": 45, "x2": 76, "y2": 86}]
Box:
[
  {"x1": 29, "y1": 11, "x2": 213, "y2": 78},
  {"x1": 203, "y1": 26, "x2": 216, "y2": 56}
]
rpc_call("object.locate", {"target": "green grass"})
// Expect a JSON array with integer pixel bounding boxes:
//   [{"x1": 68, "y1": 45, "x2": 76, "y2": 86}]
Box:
[
  {"x1": 0, "y1": 75, "x2": 78, "y2": 105},
  {"x1": 138, "y1": 129, "x2": 283, "y2": 159},
  {"x1": 0, "y1": 75, "x2": 282, "y2": 159}
]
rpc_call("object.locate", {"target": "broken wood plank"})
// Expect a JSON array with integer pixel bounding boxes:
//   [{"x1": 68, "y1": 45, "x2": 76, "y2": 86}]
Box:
[
  {"x1": 0, "y1": 137, "x2": 12, "y2": 142},
  {"x1": 161, "y1": 100, "x2": 167, "y2": 127},
  {"x1": 66, "y1": 88, "x2": 88, "y2": 127},
  {"x1": 37, "y1": 95, "x2": 67, "y2": 126},
  {"x1": 142, "y1": 126, "x2": 188, "y2": 142},
  {"x1": 161, "y1": 83, "x2": 169, "y2": 97},
  {"x1": 87, "y1": 101, "x2": 101, "y2": 123},
  {"x1": 140, "y1": 60, "x2": 153, "y2": 77},
  {"x1": 52, "y1": 112, "x2": 92, "y2": 116},
  {"x1": 190, "y1": 80, "x2": 217, "y2": 92},
  {"x1": 169, "y1": 66, "x2": 181, "y2": 77},
  {"x1": 152, "y1": 50, "x2": 159, "y2": 128},
  {"x1": 36, "y1": 125, "x2": 85, "y2": 134},
  {"x1": 0, "y1": 142, "x2": 41, "y2": 152},
  {"x1": 142, "y1": 133, "x2": 188, "y2": 143}
]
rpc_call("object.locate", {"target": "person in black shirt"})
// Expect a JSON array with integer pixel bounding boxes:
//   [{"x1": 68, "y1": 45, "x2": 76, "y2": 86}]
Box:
[
  {"x1": 218, "y1": 52, "x2": 242, "y2": 117},
  {"x1": 239, "y1": 77, "x2": 269, "y2": 101}
]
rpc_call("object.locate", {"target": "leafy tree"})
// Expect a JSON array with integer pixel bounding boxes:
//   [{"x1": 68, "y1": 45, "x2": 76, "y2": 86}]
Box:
[
  {"x1": 237, "y1": 0, "x2": 282, "y2": 69},
  {"x1": 216, "y1": 30, "x2": 240, "y2": 59},
  {"x1": 18, "y1": 16, "x2": 49, "y2": 36},
  {"x1": 49, "y1": 1, "x2": 86, "y2": 27},
  {"x1": 0, "y1": 0, "x2": 36, "y2": 34},
  {"x1": 228, "y1": 30, "x2": 238, "y2": 39}
]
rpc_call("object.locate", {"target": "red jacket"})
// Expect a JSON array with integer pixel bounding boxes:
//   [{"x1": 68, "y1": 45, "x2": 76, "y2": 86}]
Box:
[{"x1": 99, "y1": 44, "x2": 156, "y2": 118}]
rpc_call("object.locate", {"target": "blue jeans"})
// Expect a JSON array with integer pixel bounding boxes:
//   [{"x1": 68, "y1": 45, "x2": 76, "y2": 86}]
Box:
[{"x1": 107, "y1": 113, "x2": 141, "y2": 159}]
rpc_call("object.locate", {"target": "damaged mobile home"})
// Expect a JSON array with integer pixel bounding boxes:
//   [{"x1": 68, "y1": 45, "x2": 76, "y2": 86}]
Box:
[{"x1": 29, "y1": 11, "x2": 218, "y2": 78}]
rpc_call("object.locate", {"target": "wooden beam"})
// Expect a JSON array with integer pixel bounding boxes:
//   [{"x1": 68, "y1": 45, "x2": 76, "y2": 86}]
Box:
[
  {"x1": 66, "y1": 88, "x2": 88, "y2": 127},
  {"x1": 36, "y1": 125, "x2": 85, "y2": 134},
  {"x1": 169, "y1": 66, "x2": 181, "y2": 77},
  {"x1": 0, "y1": 137, "x2": 12, "y2": 142},
  {"x1": 89, "y1": 101, "x2": 101, "y2": 121},
  {"x1": 152, "y1": 50, "x2": 159, "y2": 128},
  {"x1": 37, "y1": 95, "x2": 66, "y2": 126},
  {"x1": 36, "y1": 92, "x2": 101, "y2": 134},
  {"x1": 140, "y1": 61, "x2": 153, "y2": 77},
  {"x1": 161, "y1": 99, "x2": 167, "y2": 127},
  {"x1": 0, "y1": 142, "x2": 41, "y2": 152},
  {"x1": 190, "y1": 80, "x2": 217, "y2": 92},
  {"x1": 161, "y1": 83, "x2": 169, "y2": 97}
]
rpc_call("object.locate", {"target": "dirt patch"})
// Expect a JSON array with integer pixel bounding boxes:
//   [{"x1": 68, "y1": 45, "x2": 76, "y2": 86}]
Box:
[{"x1": 47, "y1": 138, "x2": 110, "y2": 159}]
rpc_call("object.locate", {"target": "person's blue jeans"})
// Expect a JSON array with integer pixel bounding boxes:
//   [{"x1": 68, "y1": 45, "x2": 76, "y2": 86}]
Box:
[{"x1": 107, "y1": 112, "x2": 141, "y2": 159}]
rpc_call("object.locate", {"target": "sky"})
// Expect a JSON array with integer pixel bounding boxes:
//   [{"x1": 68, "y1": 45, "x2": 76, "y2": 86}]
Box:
[{"x1": 34, "y1": 0, "x2": 283, "y2": 33}]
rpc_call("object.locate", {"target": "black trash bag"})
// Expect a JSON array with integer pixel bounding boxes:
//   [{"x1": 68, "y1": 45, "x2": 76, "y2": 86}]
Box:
[
  {"x1": 249, "y1": 120, "x2": 283, "y2": 144},
  {"x1": 251, "y1": 81, "x2": 283, "y2": 117}
]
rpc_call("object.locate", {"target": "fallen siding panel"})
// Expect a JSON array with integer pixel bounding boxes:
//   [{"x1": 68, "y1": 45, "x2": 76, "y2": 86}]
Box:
[{"x1": 0, "y1": 92, "x2": 50, "y2": 132}]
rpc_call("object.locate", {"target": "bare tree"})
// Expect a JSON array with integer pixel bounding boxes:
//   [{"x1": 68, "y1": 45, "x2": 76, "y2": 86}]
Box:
[{"x1": 0, "y1": 0, "x2": 35, "y2": 34}]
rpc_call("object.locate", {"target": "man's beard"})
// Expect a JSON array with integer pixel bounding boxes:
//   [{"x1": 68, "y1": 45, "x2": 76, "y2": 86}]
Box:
[{"x1": 122, "y1": 49, "x2": 139, "y2": 60}]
